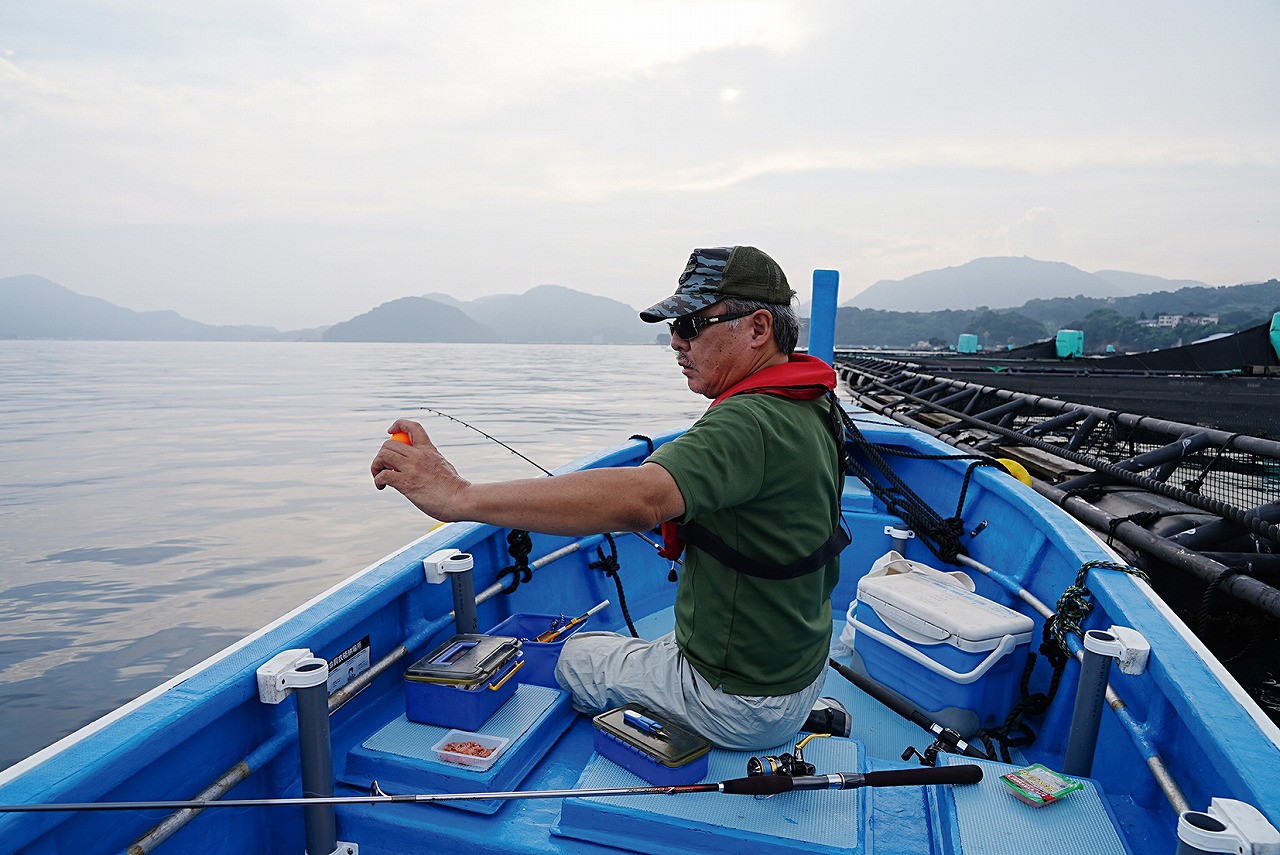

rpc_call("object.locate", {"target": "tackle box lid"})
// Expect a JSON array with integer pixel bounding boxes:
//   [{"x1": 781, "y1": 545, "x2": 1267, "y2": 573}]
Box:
[
  {"x1": 858, "y1": 572, "x2": 1034, "y2": 651},
  {"x1": 406, "y1": 634, "x2": 522, "y2": 687},
  {"x1": 592, "y1": 704, "x2": 712, "y2": 769}
]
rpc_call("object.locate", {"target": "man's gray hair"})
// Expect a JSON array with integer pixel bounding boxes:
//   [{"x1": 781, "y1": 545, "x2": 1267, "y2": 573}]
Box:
[{"x1": 721, "y1": 298, "x2": 801, "y2": 355}]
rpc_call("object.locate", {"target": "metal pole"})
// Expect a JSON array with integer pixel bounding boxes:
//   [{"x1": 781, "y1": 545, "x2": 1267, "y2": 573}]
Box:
[{"x1": 450, "y1": 564, "x2": 478, "y2": 635}]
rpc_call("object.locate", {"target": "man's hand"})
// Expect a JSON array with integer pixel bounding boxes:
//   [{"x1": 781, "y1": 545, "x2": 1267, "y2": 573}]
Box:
[{"x1": 371, "y1": 419, "x2": 472, "y2": 521}]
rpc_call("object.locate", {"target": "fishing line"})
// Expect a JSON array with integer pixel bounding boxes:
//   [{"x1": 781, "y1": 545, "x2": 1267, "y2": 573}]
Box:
[
  {"x1": 414, "y1": 406, "x2": 677, "y2": 563},
  {"x1": 418, "y1": 406, "x2": 553, "y2": 476}
]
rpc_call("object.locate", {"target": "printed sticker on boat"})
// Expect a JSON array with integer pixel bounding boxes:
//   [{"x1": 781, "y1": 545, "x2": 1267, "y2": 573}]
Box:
[{"x1": 327, "y1": 635, "x2": 371, "y2": 693}]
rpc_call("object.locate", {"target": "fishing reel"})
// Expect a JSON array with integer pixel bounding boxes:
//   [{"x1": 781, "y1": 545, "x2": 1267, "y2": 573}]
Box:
[
  {"x1": 900, "y1": 724, "x2": 985, "y2": 768},
  {"x1": 746, "y1": 733, "x2": 829, "y2": 778}
]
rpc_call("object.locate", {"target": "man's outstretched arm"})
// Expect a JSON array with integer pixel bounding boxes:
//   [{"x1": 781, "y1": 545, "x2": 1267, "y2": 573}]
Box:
[{"x1": 371, "y1": 419, "x2": 685, "y2": 536}]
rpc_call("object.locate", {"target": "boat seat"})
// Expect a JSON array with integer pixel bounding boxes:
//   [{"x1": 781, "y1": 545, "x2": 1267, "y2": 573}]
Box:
[
  {"x1": 937, "y1": 755, "x2": 1131, "y2": 854},
  {"x1": 555, "y1": 736, "x2": 874, "y2": 855},
  {"x1": 341, "y1": 683, "x2": 574, "y2": 814}
]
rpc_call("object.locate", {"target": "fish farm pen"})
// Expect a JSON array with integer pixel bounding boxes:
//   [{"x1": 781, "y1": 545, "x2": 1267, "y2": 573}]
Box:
[{"x1": 834, "y1": 353, "x2": 1280, "y2": 725}]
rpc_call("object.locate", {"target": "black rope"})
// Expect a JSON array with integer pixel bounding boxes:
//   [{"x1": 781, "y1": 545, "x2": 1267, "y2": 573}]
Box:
[
  {"x1": 1105, "y1": 510, "x2": 1164, "y2": 547},
  {"x1": 1199, "y1": 566, "x2": 1240, "y2": 638},
  {"x1": 836, "y1": 406, "x2": 1001, "y2": 564},
  {"x1": 1183, "y1": 433, "x2": 1242, "y2": 495},
  {"x1": 588, "y1": 534, "x2": 639, "y2": 637},
  {"x1": 496, "y1": 530, "x2": 534, "y2": 594},
  {"x1": 976, "y1": 560, "x2": 1149, "y2": 761},
  {"x1": 629, "y1": 434, "x2": 656, "y2": 456},
  {"x1": 1196, "y1": 565, "x2": 1275, "y2": 665}
]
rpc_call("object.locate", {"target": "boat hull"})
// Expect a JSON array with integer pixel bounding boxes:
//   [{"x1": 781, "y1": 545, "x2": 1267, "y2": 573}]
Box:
[{"x1": 1, "y1": 412, "x2": 1277, "y2": 854}]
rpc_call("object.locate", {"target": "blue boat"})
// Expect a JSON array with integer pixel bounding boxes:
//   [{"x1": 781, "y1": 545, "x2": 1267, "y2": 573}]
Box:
[{"x1": 1, "y1": 276, "x2": 1277, "y2": 855}]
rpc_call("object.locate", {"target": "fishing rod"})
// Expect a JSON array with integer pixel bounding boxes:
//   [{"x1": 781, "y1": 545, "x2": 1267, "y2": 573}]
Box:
[
  {"x1": 415, "y1": 406, "x2": 674, "y2": 560},
  {"x1": 0, "y1": 765, "x2": 983, "y2": 813},
  {"x1": 419, "y1": 406, "x2": 554, "y2": 476},
  {"x1": 828, "y1": 658, "x2": 990, "y2": 764},
  {"x1": 535, "y1": 599, "x2": 610, "y2": 642}
]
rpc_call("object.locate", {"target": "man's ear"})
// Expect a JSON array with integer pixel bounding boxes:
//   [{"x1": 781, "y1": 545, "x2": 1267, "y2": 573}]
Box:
[{"x1": 747, "y1": 309, "x2": 775, "y2": 348}]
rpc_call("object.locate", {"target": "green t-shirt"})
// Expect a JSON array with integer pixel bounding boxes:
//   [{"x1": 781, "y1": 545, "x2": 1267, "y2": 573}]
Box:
[{"x1": 648, "y1": 392, "x2": 842, "y2": 696}]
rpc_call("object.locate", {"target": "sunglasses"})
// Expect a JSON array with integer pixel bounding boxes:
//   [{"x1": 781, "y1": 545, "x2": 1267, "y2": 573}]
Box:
[{"x1": 667, "y1": 310, "x2": 754, "y2": 341}]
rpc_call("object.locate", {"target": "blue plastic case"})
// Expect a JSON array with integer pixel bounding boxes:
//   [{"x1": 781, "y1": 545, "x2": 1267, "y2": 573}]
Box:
[
  {"x1": 404, "y1": 634, "x2": 524, "y2": 730},
  {"x1": 591, "y1": 705, "x2": 711, "y2": 786}
]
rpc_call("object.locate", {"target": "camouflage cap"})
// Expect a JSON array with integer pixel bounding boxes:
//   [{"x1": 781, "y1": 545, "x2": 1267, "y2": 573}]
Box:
[{"x1": 639, "y1": 246, "x2": 793, "y2": 322}]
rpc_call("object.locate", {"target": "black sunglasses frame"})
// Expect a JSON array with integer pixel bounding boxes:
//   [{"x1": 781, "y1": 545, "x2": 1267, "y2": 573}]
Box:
[{"x1": 667, "y1": 309, "x2": 755, "y2": 341}]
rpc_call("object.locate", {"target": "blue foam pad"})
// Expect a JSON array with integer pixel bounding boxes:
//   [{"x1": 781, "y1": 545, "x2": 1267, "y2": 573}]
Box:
[{"x1": 555, "y1": 737, "x2": 863, "y2": 855}]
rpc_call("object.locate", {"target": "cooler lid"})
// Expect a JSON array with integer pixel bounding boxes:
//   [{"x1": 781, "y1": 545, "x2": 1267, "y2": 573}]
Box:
[
  {"x1": 405, "y1": 634, "x2": 521, "y2": 687},
  {"x1": 593, "y1": 705, "x2": 711, "y2": 769},
  {"x1": 858, "y1": 572, "x2": 1034, "y2": 651}
]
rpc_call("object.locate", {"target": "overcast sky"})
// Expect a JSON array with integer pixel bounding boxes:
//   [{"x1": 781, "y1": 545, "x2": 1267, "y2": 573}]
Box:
[{"x1": 2, "y1": 2, "x2": 1276, "y2": 330}]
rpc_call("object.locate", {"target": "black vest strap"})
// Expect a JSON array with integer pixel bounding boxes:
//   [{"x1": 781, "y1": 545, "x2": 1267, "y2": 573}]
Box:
[{"x1": 677, "y1": 520, "x2": 851, "y2": 581}]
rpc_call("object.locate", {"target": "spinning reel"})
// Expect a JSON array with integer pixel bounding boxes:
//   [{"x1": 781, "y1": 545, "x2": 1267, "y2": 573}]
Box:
[{"x1": 746, "y1": 733, "x2": 830, "y2": 778}]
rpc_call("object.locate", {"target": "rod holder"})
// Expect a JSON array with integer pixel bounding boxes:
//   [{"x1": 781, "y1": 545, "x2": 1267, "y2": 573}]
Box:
[
  {"x1": 884, "y1": 524, "x2": 915, "y2": 553},
  {"x1": 425, "y1": 549, "x2": 478, "y2": 635},
  {"x1": 256, "y1": 650, "x2": 352, "y2": 855},
  {"x1": 1176, "y1": 798, "x2": 1280, "y2": 854},
  {"x1": 1063, "y1": 626, "x2": 1149, "y2": 777}
]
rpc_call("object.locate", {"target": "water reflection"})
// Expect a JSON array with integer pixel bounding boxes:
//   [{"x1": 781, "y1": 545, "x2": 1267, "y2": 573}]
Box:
[{"x1": 0, "y1": 341, "x2": 703, "y2": 768}]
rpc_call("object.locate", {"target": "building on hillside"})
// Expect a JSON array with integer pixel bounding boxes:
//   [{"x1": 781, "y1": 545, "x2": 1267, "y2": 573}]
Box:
[{"x1": 1136, "y1": 313, "x2": 1219, "y2": 329}]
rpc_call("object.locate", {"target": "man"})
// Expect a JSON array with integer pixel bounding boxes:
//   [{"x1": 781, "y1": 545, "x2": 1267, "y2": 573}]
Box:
[{"x1": 371, "y1": 245, "x2": 848, "y2": 750}]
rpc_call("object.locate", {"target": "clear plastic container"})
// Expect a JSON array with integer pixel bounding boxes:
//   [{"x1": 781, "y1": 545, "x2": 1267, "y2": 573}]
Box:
[{"x1": 430, "y1": 730, "x2": 511, "y2": 771}]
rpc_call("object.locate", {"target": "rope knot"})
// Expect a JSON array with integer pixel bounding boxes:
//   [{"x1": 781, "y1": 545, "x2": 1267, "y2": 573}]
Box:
[{"x1": 497, "y1": 529, "x2": 534, "y2": 594}]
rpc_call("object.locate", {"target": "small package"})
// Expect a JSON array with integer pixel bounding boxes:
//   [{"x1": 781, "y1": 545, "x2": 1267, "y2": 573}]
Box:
[
  {"x1": 592, "y1": 705, "x2": 711, "y2": 786},
  {"x1": 1000, "y1": 764, "x2": 1084, "y2": 807}
]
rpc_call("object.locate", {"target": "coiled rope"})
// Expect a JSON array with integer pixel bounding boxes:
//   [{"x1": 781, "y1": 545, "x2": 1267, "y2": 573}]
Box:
[{"x1": 976, "y1": 560, "x2": 1149, "y2": 761}]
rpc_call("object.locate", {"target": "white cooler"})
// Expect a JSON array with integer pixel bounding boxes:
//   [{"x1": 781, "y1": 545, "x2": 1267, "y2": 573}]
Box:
[{"x1": 849, "y1": 570, "x2": 1035, "y2": 737}]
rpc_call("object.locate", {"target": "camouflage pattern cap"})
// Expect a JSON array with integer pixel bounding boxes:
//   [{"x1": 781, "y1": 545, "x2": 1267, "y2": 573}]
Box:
[{"x1": 639, "y1": 246, "x2": 793, "y2": 322}]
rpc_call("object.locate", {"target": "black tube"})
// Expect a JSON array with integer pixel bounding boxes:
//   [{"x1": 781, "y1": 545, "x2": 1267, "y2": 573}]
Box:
[{"x1": 295, "y1": 672, "x2": 337, "y2": 855}]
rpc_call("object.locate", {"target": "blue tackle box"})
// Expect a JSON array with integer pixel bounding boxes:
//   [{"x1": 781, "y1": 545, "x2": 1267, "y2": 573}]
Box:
[
  {"x1": 485, "y1": 613, "x2": 589, "y2": 689},
  {"x1": 849, "y1": 571, "x2": 1034, "y2": 736},
  {"x1": 404, "y1": 634, "x2": 524, "y2": 730},
  {"x1": 592, "y1": 705, "x2": 711, "y2": 786}
]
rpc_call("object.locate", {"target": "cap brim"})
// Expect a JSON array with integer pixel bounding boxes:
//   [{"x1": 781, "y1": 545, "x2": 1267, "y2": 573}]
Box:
[{"x1": 638, "y1": 291, "x2": 721, "y2": 323}]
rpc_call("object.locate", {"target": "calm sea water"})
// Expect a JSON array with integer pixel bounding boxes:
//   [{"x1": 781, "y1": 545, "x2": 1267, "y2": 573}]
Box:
[{"x1": 0, "y1": 341, "x2": 708, "y2": 770}]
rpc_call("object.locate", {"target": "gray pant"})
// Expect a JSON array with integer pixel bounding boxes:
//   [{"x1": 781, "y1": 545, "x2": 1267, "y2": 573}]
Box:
[{"x1": 553, "y1": 631, "x2": 825, "y2": 751}]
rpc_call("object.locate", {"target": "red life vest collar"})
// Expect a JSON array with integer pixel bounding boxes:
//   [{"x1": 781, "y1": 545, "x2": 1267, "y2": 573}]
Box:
[{"x1": 709, "y1": 354, "x2": 837, "y2": 408}]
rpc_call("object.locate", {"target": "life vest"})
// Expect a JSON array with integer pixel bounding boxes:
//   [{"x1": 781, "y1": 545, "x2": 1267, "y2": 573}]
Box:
[{"x1": 658, "y1": 355, "x2": 851, "y2": 579}]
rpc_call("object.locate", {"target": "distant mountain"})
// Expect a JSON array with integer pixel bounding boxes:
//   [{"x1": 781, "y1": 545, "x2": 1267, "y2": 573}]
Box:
[
  {"x1": 1091, "y1": 270, "x2": 1212, "y2": 294},
  {"x1": 322, "y1": 297, "x2": 498, "y2": 343},
  {"x1": 5, "y1": 265, "x2": 1264, "y2": 345},
  {"x1": 1019, "y1": 279, "x2": 1280, "y2": 328},
  {"x1": 420, "y1": 292, "x2": 467, "y2": 310},
  {"x1": 851, "y1": 257, "x2": 1136, "y2": 311},
  {"x1": 0, "y1": 275, "x2": 299, "y2": 341},
  {"x1": 460, "y1": 284, "x2": 655, "y2": 344}
]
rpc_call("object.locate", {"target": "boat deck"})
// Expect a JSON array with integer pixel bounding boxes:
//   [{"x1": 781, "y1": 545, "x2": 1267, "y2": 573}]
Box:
[{"x1": 321, "y1": 607, "x2": 1132, "y2": 855}]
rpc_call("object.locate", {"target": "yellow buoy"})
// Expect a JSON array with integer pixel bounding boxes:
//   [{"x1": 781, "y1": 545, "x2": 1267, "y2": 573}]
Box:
[{"x1": 995, "y1": 458, "x2": 1033, "y2": 486}]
